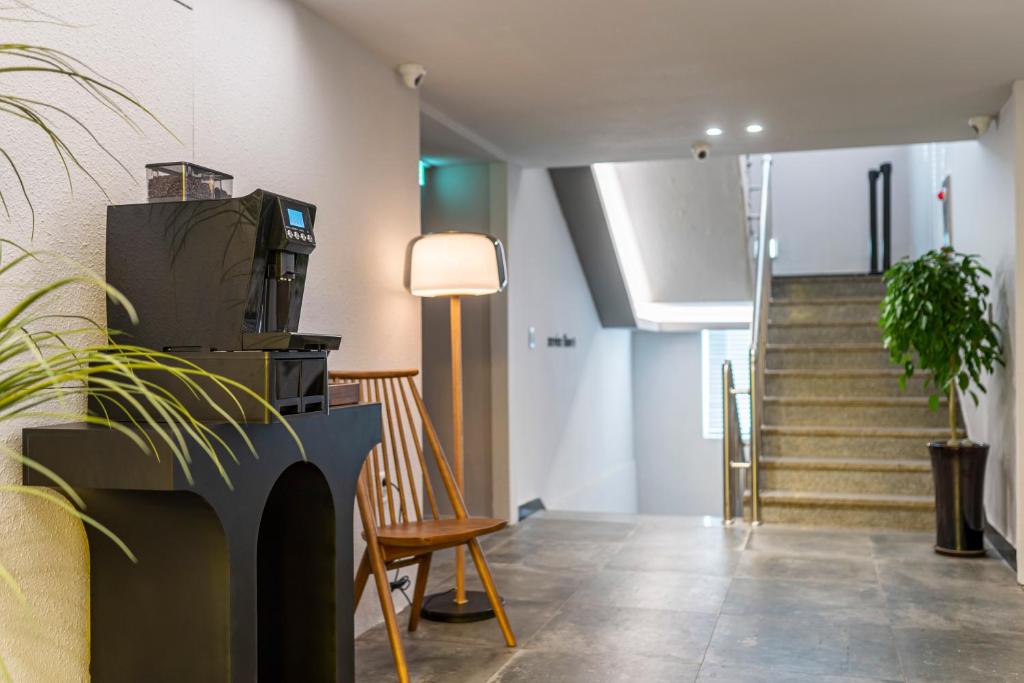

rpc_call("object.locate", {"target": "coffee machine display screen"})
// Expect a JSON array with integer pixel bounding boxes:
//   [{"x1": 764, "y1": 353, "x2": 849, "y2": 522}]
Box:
[{"x1": 286, "y1": 208, "x2": 307, "y2": 230}]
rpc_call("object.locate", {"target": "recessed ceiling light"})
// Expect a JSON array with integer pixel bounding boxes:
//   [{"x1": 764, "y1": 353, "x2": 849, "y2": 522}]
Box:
[
  {"x1": 705, "y1": 127, "x2": 723, "y2": 136},
  {"x1": 746, "y1": 123, "x2": 764, "y2": 133}
]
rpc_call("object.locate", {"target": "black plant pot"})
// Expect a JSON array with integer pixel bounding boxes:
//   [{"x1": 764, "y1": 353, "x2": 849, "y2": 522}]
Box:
[{"x1": 928, "y1": 441, "x2": 989, "y2": 557}]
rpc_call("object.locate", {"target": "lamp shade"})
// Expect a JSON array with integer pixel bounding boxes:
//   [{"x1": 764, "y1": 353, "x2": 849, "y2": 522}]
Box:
[{"x1": 405, "y1": 231, "x2": 508, "y2": 297}]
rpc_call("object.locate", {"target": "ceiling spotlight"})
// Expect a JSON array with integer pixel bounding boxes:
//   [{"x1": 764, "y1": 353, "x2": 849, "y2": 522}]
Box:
[
  {"x1": 746, "y1": 123, "x2": 764, "y2": 133},
  {"x1": 705, "y1": 127, "x2": 723, "y2": 136}
]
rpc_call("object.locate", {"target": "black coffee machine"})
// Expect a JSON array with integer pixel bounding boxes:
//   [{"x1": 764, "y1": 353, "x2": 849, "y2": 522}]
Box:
[{"x1": 104, "y1": 189, "x2": 341, "y2": 419}]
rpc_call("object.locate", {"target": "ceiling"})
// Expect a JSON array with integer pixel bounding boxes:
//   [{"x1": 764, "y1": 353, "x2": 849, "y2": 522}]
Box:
[
  {"x1": 420, "y1": 106, "x2": 502, "y2": 166},
  {"x1": 301, "y1": 0, "x2": 1024, "y2": 167}
]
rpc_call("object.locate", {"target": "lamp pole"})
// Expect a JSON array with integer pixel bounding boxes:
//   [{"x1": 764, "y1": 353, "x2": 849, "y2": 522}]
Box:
[
  {"x1": 449, "y1": 294, "x2": 467, "y2": 604},
  {"x1": 421, "y1": 291, "x2": 498, "y2": 622}
]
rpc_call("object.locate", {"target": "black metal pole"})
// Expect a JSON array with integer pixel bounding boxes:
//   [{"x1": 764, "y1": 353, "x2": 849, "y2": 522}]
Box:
[
  {"x1": 880, "y1": 162, "x2": 892, "y2": 271},
  {"x1": 868, "y1": 169, "x2": 880, "y2": 274}
]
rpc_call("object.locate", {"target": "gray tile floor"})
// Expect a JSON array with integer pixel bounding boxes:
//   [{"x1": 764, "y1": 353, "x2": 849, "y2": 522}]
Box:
[{"x1": 355, "y1": 511, "x2": 1024, "y2": 682}]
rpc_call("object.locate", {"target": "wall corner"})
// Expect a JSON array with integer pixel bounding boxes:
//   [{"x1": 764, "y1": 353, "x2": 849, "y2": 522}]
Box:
[{"x1": 1011, "y1": 79, "x2": 1024, "y2": 584}]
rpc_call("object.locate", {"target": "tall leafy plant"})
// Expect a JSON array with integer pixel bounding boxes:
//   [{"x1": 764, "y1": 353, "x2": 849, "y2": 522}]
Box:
[
  {"x1": 879, "y1": 247, "x2": 1004, "y2": 444},
  {"x1": 0, "y1": 4, "x2": 300, "y2": 679}
]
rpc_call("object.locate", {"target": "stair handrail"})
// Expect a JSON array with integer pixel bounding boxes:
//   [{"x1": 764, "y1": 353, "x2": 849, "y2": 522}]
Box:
[
  {"x1": 748, "y1": 155, "x2": 772, "y2": 525},
  {"x1": 722, "y1": 155, "x2": 771, "y2": 525},
  {"x1": 739, "y1": 155, "x2": 758, "y2": 288}
]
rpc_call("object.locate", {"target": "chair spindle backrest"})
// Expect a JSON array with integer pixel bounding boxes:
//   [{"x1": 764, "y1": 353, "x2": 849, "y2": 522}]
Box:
[{"x1": 328, "y1": 370, "x2": 467, "y2": 528}]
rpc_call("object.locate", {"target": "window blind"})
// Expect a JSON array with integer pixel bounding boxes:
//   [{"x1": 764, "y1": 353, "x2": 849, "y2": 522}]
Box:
[{"x1": 702, "y1": 329, "x2": 752, "y2": 440}]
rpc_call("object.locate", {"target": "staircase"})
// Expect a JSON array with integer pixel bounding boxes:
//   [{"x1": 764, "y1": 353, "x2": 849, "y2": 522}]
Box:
[{"x1": 756, "y1": 274, "x2": 958, "y2": 530}]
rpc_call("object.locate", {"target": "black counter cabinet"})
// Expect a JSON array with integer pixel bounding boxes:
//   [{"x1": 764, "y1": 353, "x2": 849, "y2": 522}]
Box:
[{"x1": 23, "y1": 404, "x2": 381, "y2": 683}]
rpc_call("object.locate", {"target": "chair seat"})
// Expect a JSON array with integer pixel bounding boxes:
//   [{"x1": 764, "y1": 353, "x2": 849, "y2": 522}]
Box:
[{"x1": 375, "y1": 517, "x2": 507, "y2": 548}]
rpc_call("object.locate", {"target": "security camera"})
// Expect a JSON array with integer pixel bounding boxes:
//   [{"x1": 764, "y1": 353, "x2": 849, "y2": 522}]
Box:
[
  {"x1": 692, "y1": 141, "x2": 711, "y2": 161},
  {"x1": 397, "y1": 63, "x2": 427, "y2": 90},
  {"x1": 968, "y1": 115, "x2": 995, "y2": 136}
]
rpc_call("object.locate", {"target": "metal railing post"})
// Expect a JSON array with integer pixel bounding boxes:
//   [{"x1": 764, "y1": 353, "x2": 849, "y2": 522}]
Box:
[
  {"x1": 722, "y1": 361, "x2": 733, "y2": 524},
  {"x1": 749, "y1": 351, "x2": 762, "y2": 525},
  {"x1": 868, "y1": 168, "x2": 880, "y2": 274},
  {"x1": 880, "y1": 162, "x2": 892, "y2": 271}
]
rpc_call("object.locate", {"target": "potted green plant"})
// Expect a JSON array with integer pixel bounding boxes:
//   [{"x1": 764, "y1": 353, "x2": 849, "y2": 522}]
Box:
[{"x1": 880, "y1": 247, "x2": 1003, "y2": 556}]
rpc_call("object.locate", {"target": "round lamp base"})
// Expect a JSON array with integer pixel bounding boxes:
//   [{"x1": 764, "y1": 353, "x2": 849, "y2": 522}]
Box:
[
  {"x1": 934, "y1": 545, "x2": 987, "y2": 558},
  {"x1": 420, "y1": 589, "x2": 501, "y2": 623}
]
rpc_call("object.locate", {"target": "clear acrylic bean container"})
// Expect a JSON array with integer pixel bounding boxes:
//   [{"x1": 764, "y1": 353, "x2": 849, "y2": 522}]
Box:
[{"x1": 146, "y1": 162, "x2": 233, "y2": 202}]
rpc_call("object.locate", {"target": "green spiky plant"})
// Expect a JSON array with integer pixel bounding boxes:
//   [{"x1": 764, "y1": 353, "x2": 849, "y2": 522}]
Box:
[
  {"x1": 0, "y1": 4, "x2": 301, "y2": 679},
  {"x1": 879, "y1": 247, "x2": 1004, "y2": 445}
]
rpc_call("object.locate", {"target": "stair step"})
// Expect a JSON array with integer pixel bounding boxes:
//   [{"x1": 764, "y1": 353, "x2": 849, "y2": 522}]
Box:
[
  {"x1": 762, "y1": 424, "x2": 960, "y2": 460},
  {"x1": 761, "y1": 489, "x2": 933, "y2": 509},
  {"x1": 772, "y1": 275, "x2": 886, "y2": 300},
  {"x1": 769, "y1": 298, "x2": 880, "y2": 323},
  {"x1": 763, "y1": 425, "x2": 957, "y2": 438},
  {"x1": 767, "y1": 320, "x2": 881, "y2": 344},
  {"x1": 764, "y1": 369, "x2": 930, "y2": 398},
  {"x1": 766, "y1": 343, "x2": 892, "y2": 370},
  {"x1": 766, "y1": 395, "x2": 940, "y2": 407},
  {"x1": 767, "y1": 343, "x2": 884, "y2": 349},
  {"x1": 756, "y1": 490, "x2": 934, "y2": 530},
  {"x1": 764, "y1": 395, "x2": 951, "y2": 428},
  {"x1": 769, "y1": 320, "x2": 880, "y2": 326},
  {"x1": 761, "y1": 457, "x2": 933, "y2": 495},
  {"x1": 762, "y1": 456, "x2": 932, "y2": 472},
  {"x1": 771, "y1": 296, "x2": 882, "y2": 306}
]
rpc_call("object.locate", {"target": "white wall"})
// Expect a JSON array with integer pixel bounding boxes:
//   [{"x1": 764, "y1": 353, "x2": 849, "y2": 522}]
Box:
[
  {"x1": 0, "y1": 0, "x2": 421, "y2": 677},
  {"x1": 907, "y1": 143, "x2": 952, "y2": 256},
  {"x1": 507, "y1": 168, "x2": 637, "y2": 518},
  {"x1": 906, "y1": 92, "x2": 1020, "y2": 550},
  {"x1": 632, "y1": 332, "x2": 722, "y2": 515},
  {"x1": 194, "y1": 1, "x2": 422, "y2": 375},
  {"x1": 610, "y1": 158, "x2": 751, "y2": 303},
  {"x1": 1015, "y1": 81, "x2": 1024, "y2": 585},
  {"x1": 772, "y1": 145, "x2": 913, "y2": 275}
]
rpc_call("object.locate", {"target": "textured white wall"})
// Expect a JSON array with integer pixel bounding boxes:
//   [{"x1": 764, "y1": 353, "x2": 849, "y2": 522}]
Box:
[
  {"x1": 507, "y1": 168, "x2": 637, "y2": 517},
  {"x1": 771, "y1": 145, "x2": 913, "y2": 275},
  {"x1": 0, "y1": 0, "x2": 421, "y2": 677},
  {"x1": 0, "y1": 3, "x2": 196, "y2": 679},
  {"x1": 906, "y1": 92, "x2": 1019, "y2": 550},
  {"x1": 631, "y1": 331, "x2": 722, "y2": 515}
]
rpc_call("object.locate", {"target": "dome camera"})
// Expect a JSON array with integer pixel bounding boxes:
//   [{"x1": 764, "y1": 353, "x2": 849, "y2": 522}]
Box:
[
  {"x1": 968, "y1": 115, "x2": 994, "y2": 136},
  {"x1": 692, "y1": 141, "x2": 711, "y2": 161},
  {"x1": 397, "y1": 63, "x2": 427, "y2": 90}
]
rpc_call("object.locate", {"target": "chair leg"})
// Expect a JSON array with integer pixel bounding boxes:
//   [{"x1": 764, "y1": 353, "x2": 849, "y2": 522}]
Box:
[
  {"x1": 466, "y1": 539, "x2": 517, "y2": 647},
  {"x1": 408, "y1": 553, "x2": 432, "y2": 632},
  {"x1": 354, "y1": 548, "x2": 370, "y2": 612},
  {"x1": 356, "y1": 478, "x2": 410, "y2": 683}
]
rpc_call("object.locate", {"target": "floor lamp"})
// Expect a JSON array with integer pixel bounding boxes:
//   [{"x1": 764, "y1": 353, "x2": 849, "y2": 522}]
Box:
[{"x1": 405, "y1": 230, "x2": 508, "y2": 621}]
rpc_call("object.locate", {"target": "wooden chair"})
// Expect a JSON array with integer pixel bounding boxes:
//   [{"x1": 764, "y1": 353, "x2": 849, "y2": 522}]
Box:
[{"x1": 328, "y1": 369, "x2": 516, "y2": 683}]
